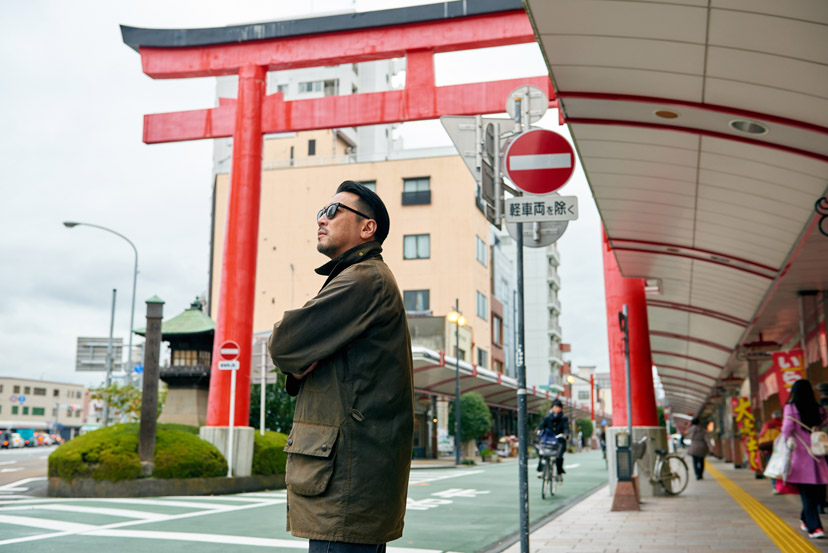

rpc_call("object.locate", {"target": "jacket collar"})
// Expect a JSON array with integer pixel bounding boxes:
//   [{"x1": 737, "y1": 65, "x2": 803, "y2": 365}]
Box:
[{"x1": 315, "y1": 241, "x2": 383, "y2": 287}]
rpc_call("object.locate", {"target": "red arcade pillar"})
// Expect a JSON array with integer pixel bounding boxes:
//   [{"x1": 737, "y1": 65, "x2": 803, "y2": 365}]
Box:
[
  {"x1": 602, "y1": 231, "x2": 658, "y2": 428},
  {"x1": 206, "y1": 64, "x2": 266, "y2": 427}
]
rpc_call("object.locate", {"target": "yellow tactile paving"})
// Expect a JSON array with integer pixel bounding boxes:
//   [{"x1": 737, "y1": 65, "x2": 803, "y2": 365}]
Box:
[{"x1": 707, "y1": 461, "x2": 821, "y2": 553}]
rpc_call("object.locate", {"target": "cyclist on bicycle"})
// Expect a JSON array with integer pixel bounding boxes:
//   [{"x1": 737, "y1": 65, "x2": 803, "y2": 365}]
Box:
[{"x1": 536, "y1": 399, "x2": 569, "y2": 479}]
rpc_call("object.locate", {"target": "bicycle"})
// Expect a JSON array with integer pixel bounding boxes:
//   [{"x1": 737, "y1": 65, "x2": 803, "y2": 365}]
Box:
[
  {"x1": 633, "y1": 436, "x2": 689, "y2": 495},
  {"x1": 534, "y1": 433, "x2": 565, "y2": 499}
]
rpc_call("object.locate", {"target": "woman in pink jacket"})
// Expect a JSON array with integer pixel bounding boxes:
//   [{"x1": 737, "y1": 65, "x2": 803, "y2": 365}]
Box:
[{"x1": 782, "y1": 379, "x2": 828, "y2": 539}]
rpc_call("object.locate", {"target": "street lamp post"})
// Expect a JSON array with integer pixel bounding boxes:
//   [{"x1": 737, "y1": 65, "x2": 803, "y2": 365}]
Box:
[
  {"x1": 447, "y1": 300, "x2": 466, "y2": 465},
  {"x1": 64, "y1": 222, "x2": 139, "y2": 383}
]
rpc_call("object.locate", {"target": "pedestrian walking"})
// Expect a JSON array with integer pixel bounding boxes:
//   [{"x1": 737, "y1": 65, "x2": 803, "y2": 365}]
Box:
[
  {"x1": 758, "y1": 410, "x2": 782, "y2": 492},
  {"x1": 782, "y1": 379, "x2": 828, "y2": 539},
  {"x1": 268, "y1": 180, "x2": 414, "y2": 552},
  {"x1": 685, "y1": 417, "x2": 709, "y2": 480}
]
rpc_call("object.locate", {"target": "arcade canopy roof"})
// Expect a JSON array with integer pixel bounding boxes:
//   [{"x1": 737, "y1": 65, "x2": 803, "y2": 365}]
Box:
[{"x1": 525, "y1": 0, "x2": 828, "y2": 416}]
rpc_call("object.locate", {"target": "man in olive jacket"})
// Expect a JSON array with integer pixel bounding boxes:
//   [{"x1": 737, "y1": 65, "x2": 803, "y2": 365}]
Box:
[{"x1": 268, "y1": 180, "x2": 414, "y2": 552}]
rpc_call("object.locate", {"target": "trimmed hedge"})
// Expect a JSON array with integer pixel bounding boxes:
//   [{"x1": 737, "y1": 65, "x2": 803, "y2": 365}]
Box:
[
  {"x1": 252, "y1": 430, "x2": 288, "y2": 476},
  {"x1": 49, "y1": 423, "x2": 226, "y2": 482}
]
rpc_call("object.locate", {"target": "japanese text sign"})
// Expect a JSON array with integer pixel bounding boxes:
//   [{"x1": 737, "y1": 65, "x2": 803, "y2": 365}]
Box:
[
  {"x1": 504, "y1": 195, "x2": 578, "y2": 224},
  {"x1": 773, "y1": 349, "x2": 805, "y2": 405},
  {"x1": 731, "y1": 396, "x2": 762, "y2": 472}
]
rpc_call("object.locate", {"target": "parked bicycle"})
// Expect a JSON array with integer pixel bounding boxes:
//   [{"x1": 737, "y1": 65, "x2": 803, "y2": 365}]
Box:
[
  {"x1": 634, "y1": 436, "x2": 689, "y2": 495},
  {"x1": 535, "y1": 432, "x2": 565, "y2": 499}
]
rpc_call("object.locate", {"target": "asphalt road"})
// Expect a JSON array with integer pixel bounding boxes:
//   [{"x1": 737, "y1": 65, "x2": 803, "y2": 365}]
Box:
[
  {"x1": 0, "y1": 449, "x2": 608, "y2": 553},
  {"x1": 0, "y1": 446, "x2": 52, "y2": 499}
]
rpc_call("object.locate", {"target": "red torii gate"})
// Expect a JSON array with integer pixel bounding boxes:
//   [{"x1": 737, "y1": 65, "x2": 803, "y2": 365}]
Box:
[{"x1": 122, "y1": 1, "x2": 555, "y2": 427}]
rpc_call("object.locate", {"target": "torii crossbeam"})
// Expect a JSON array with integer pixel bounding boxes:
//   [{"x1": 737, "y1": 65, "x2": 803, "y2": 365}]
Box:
[{"x1": 121, "y1": 0, "x2": 555, "y2": 428}]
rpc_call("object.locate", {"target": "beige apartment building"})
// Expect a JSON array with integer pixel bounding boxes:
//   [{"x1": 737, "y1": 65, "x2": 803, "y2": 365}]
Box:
[
  {"x1": 211, "y1": 130, "x2": 494, "y2": 369},
  {"x1": 0, "y1": 377, "x2": 86, "y2": 435}
]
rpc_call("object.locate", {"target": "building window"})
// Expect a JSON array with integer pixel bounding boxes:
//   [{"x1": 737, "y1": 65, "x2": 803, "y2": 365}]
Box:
[
  {"x1": 476, "y1": 291, "x2": 488, "y2": 321},
  {"x1": 402, "y1": 177, "x2": 431, "y2": 205},
  {"x1": 361, "y1": 180, "x2": 376, "y2": 192},
  {"x1": 53, "y1": 389, "x2": 59, "y2": 397},
  {"x1": 173, "y1": 350, "x2": 211, "y2": 367},
  {"x1": 0, "y1": 384, "x2": 3, "y2": 393},
  {"x1": 493, "y1": 314, "x2": 503, "y2": 346},
  {"x1": 34, "y1": 387, "x2": 46, "y2": 396},
  {"x1": 11, "y1": 406, "x2": 18, "y2": 415},
  {"x1": 477, "y1": 349, "x2": 488, "y2": 369},
  {"x1": 493, "y1": 360, "x2": 503, "y2": 374},
  {"x1": 32, "y1": 407, "x2": 45, "y2": 416},
  {"x1": 277, "y1": 83, "x2": 288, "y2": 95},
  {"x1": 578, "y1": 390, "x2": 589, "y2": 400},
  {"x1": 13, "y1": 385, "x2": 19, "y2": 394},
  {"x1": 66, "y1": 409, "x2": 73, "y2": 417},
  {"x1": 24, "y1": 386, "x2": 30, "y2": 394},
  {"x1": 403, "y1": 290, "x2": 430, "y2": 312},
  {"x1": 22, "y1": 407, "x2": 29, "y2": 415},
  {"x1": 403, "y1": 234, "x2": 430, "y2": 260},
  {"x1": 298, "y1": 80, "x2": 322, "y2": 93},
  {"x1": 323, "y1": 79, "x2": 339, "y2": 96},
  {"x1": 76, "y1": 391, "x2": 82, "y2": 399},
  {"x1": 308, "y1": 139, "x2": 316, "y2": 156},
  {"x1": 76, "y1": 410, "x2": 81, "y2": 418},
  {"x1": 476, "y1": 236, "x2": 487, "y2": 267}
]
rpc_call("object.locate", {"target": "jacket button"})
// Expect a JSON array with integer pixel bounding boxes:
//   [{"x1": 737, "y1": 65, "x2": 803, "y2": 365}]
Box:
[
  {"x1": 321, "y1": 444, "x2": 327, "y2": 452},
  {"x1": 287, "y1": 438, "x2": 293, "y2": 446}
]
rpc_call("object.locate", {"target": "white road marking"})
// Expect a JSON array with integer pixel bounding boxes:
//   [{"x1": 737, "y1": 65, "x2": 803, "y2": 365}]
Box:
[
  {"x1": 509, "y1": 153, "x2": 571, "y2": 171},
  {"x1": 99, "y1": 498, "x2": 233, "y2": 510},
  {"x1": 0, "y1": 476, "x2": 47, "y2": 492},
  {"x1": 0, "y1": 468, "x2": 24, "y2": 473},
  {"x1": 0, "y1": 514, "x2": 95, "y2": 532},
  {"x1": 564, "y1": 463, "x2": 580, "y2": 469},
  {"x1": 409, "y1": 469, "x2": 483, "y2": 485},
  {"x1": 0, "y1": 503, "x2": 167, "y2": 520},
  {"x1": 164, "y1": 495, "x2": 269, "y2": 503},
  {"x1": 0, "y1": 498, "x2": 285, "y2": 546},
  {"x1": 0, "y1": 461, "x2": 17, "y2": 466},
  {"x1": 85, "y1": 529, "x2": 448, "y2": 553}
]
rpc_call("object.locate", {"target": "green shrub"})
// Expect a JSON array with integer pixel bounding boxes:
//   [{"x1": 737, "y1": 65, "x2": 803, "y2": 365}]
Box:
[
  {"x1": 49, "y1": 423, "x2": 226, "y2": 481},
  {"x1": 448, "y1": 392, "x2": 493, "y2": 443},
  {"x1": 252, "y1": 430, "x2": 288, "y2": 476}
]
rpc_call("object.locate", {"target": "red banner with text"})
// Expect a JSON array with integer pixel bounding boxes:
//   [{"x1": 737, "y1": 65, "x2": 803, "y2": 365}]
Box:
[
  {"x1": 731, "y1": 396, "x2": 762, "y2": 472},
  {"x1": 773, "y1": 349, "x2": 805, "y2": 405}
]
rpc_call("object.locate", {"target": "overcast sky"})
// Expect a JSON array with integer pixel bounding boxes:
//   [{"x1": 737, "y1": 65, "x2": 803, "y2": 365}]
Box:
[{"x1": 0, "y1": 0, "x2": 608, "y2": 389}]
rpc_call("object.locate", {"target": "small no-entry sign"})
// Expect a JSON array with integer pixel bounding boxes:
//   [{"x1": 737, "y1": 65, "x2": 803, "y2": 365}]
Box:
[
  {"x1": 218, "y1": 341, "x2": 240, "y2": 361},
  {"x1": 504, "y1": 129, "x2": 575, "y2": 195}
]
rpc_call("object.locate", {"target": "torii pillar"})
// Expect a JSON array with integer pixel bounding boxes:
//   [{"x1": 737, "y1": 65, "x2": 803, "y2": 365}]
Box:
[{"x1": 602, "y1": 230, "x2": 665, "y2": 496}]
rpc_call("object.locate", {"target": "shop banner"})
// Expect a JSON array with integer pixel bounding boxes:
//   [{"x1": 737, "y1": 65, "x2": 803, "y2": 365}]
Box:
[
  {"x1": 773, "y1": 349, "x2": 805, "y2": 405},
  {"x1": 731, "y1": 396, "x2": 762, "y2": 472}
]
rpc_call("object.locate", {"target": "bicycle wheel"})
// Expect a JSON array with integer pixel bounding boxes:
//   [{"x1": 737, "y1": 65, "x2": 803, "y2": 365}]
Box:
[
  {"x1": 660, "y1": 454, "x2": 689, "y2": 495},
  {"x1": 548, "y1": 462, "x2": 558, "y2": 496},
  {"x1": 541, "y1": 459, "x2": 551, "y2": 499}
]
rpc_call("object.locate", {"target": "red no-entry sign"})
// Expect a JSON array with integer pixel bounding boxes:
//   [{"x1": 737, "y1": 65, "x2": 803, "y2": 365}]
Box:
[
  {"x1": 504, "y1": 129, "x2": 575, "y2": 195},
  {"x1": 218, "y1": 340, "x2": 241, "y2": 361}
]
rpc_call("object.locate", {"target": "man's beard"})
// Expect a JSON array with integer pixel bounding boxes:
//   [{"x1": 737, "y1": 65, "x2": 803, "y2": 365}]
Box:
[{"x1": 317, "y1": 240, "x2": 336, "y2": 258}]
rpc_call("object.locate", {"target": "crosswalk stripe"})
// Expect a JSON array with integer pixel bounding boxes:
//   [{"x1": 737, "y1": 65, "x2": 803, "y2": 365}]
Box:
[
  {"x1": 0, "y1": 514, "x2": 96, "y2": 532},
  {"x1": 0, "y1": 504, "x2": 167, "y2": 520}
]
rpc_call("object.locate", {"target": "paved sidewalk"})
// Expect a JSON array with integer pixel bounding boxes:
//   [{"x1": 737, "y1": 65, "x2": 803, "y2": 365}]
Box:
[{"x1": 499, "y1": 455, "x2": 827, "y2": 553}]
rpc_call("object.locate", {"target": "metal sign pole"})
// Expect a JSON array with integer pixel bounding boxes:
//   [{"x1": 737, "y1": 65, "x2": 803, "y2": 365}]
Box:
[
  {"x1": 516, "y1": 221, "x2": 529, "y2": 553},
  {"x1": 623, "y1": 305, "x2": 632, "y2": 439},
  {"x1": 227, "y1": 368, "x2": 237, "y2": 477},
  {"x1": 102, "y1": 288, "x2": 117, "y2": 427}
]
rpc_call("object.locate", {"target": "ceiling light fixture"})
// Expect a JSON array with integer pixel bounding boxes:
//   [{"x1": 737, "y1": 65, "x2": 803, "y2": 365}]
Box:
[
  {"x1": 655, "y1": 110, "x2": 679, "y2": 119},
  {"x1": 729, "y1": 120, "x2": 768, "y2": 135}
]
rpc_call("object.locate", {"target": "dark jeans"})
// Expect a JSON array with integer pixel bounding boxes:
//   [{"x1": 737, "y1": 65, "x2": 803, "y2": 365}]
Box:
[
  {"x1": 799, "y1": 483, "x2": 826, "y2": 533},
  {"x1": 691, "y1": 455, "x2": 705, "y2": 479},
  {"x1": 309, "y1": 541, "x2": 386, "y2": 553}
]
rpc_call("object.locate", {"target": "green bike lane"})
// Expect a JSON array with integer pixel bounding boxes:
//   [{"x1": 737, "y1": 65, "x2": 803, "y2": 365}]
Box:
[{"x1": 0, "y1": 449, "x2": 607, "y2": 553}]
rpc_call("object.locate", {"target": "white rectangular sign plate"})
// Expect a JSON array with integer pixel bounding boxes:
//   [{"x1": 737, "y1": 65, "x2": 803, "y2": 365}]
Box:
[
  {"x1": 505, "y1": 195, "x2": 579, "y2": 223},
  {"x1": 218, "y1": 360, "x2": 240, "y2": 371}
]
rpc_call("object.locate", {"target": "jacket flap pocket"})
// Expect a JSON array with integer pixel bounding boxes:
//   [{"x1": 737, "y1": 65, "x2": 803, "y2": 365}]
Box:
[{"x1": 284, "y1": 422, "x2": 338, "y2": 458}]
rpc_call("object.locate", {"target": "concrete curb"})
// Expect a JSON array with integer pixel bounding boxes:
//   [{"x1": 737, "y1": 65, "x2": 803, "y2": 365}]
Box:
[{"x1": 47, "y1": 473, "x2": 285, "y2": 498}]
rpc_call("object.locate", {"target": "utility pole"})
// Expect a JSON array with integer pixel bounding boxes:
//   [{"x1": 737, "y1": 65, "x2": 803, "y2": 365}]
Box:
[{"x1": 102, "y1": 288, "x2": 117, "y2": 427}]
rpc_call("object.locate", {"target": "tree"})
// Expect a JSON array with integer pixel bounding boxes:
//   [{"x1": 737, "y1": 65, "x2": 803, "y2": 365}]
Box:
[
  {"x1": 448, "y1": 391, "x2": 492, "y2": 443},
  {"x1": 90, "y1": 382, "x2": 167, "y2": 421},
  {"x1": 249, "y1": 372, "x2": 296, "y2": 434},
  {"x1": 576, "y1": 417, "x2": 593, "y2": 439}
]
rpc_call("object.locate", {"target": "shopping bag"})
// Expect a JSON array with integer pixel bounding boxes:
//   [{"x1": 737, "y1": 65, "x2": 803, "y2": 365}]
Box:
[
  {"x1": 763, "y1": 435, "x2": 792, "y2": 480},
  {"x1": 775, "y1": 479, "x2": 798, "y2": 495}
]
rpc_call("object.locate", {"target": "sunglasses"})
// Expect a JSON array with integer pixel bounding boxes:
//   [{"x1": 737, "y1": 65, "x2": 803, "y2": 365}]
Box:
[{"x1": 317, "y1": 202, "x2": 373, "y2": 221}]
